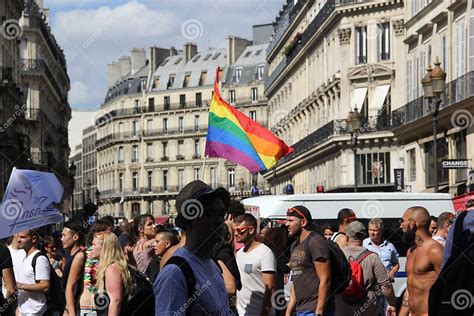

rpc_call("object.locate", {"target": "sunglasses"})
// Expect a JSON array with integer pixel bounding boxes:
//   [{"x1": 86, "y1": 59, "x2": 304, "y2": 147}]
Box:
[
  {"x1": 287, "y1": 207, "x2": 307, "y2": 220},
  {"x1": 235, "y1": 226, "x2": 253, "y2": 235}
]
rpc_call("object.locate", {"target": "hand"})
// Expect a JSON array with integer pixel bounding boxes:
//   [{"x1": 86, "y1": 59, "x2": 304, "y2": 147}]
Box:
[
  {"x1": 16, "y1": 282, "x2": 26, "y2": 291},
  {"x1": 386, "y1": 305, "x2": 396, "y2": 315}
]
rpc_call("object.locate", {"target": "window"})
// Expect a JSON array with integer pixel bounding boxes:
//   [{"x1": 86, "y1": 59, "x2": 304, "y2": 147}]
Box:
[
  {"x1": 203, "y1": 54, "x2": 212, "y2": 61},
  {"x1": 132, "y1": 121, "x2": 139, "y2": 137},
  {"x1": 234, "y1": 68, "x2": 242, "y2": 83},
  {"x1": 118, "y1": 146, "x2": 124, "y2": 163},
  {"x1": 119, "y1": 173, "x2": 123, "y2": 191},
  {"x1": 196, "y1": 92, "x2": 202, "y2": 107},
  {"x1": 408, "y1": 149, "x2": 416, "y2": 182},
  {"x1": 194, "y1": 139, "x2": 200, "y2": 156},
  {"x1": 212, "y1": 53, "x2": 221, "y2": 60},
  {"x1": 147, "y1": 143, "x2": 153, "y2": 161},
  {"x1": 118, "y1": 122, "x2": 123, "y2": 134},
  {"x1": 132, "y1": 145, "x2": 139, "y2": 162},
  {"x1": 244, "y1": 51, "x2": 252, "y2": 58},
  {"x1": 179, "y1": 94, "x2": 186, "y2": 107},
  {"x1": 229, "y1": 90, "x2": 236, "y2": 104},
  {"x1": 132, "y1": 172, "x2": 139, "y2": 192},
  {"x1": 228, "y1": 169, "x2": 235, "y2": 187},
  {"x1": 153, "y1": 77, "x2": 160, "y2": 89},
  {"x1": 194, "y1": 115, "x2": 200, "y2": 131},
  {"x1": 192, "y1": 55, "x2": 201, "y2": 62},
  {"x1": 164, "y1": 96, "x2": 170, "y2": 110},
  {"x1": 178, "y1": 117, "x2": 184, "y2": 133},
  {"x1": 134, "y1": 99, "x2": 139, "y2": 109},
  {"x1": 178, "y1": 140, "x2": 184, "y2": 156},
  {"x1": 163, "y1": 170, "x2": 168, "y2": 191},
  {"x1": 183, "y1": 73, "x2": 191, "y2": 88},
  {"x1": 147, "y1": 171, "x2": 152, "y2": 191},
  {"x1": 357, "y1": 152, "x2": 391, "y2": 185},
  {"x1": 178, "y1": 169, "x2": 184, "y2": 190},
  {"x1": 167, "y1": 75, "x2": 175, "y2": 89},
  {"x1": 210, "y1": 167, "x2": 217, "y2": 188},
  {"x1": 147, "y1": 119, "x2": 153, "y2": 134},
  {"x1": 455, "y1": 131, "x2": 467, "y2": 182},
  {"x1": 355, "y1": 26, "x2": 367, "y2": 64},
  {"x1": 148, "y1": 98, "x2": 155, "y2": 111},
  {"x1": 194, "y1": 168, "x2": 200, "y2": 180},
  {"x1": 251, "y1": 88, "x2": 258, "y2": 103},
  {"x1": 199, "y1": 71, "x2": 207, "y2": 86},
  {"x1": 249, "y1": 111, "x2": 257, "y2": 121},
  {"x1": 256, "y1": 65, "x2": 265, "y2": 80},
  {"x1": 162, "y1": 141, "x2": 168, "y2": 158},
  {"x1": 131, "y1": 203, "x2": 140, "y2": 219},
  {"x1": 163, "y1": 118, "x2": 168, "y2": 134},
  {"x1": 378, "y1": 23, "x2": 390, "y2": 61},
  {"x1": 441, "y1": 35, "x2": 447, "y2": 71}
]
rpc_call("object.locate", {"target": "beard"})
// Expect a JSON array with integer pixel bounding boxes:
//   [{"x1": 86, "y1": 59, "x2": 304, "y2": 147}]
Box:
[{"x1": 402, "y1": 226, "x2": 416, "y2": 243}]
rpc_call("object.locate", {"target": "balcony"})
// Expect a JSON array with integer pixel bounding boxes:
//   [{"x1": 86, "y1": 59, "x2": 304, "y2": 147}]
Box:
[
  {"x1": 25, "y1": 108, "x2": 42, "y2": 121},
  {"x1": 192, "y1": 153, "x2": 201, "y2": 159},
  {"x1": 392, "y1": 71, "x2": 474, "y2": 129},
  {"x1": 145, "y1": 157, "x2": 154, "y2": 162},
  {"x1": 96, "y1": 131, "x2": 140, "y2": 148},
  {"x1": 21, "y1": 59, "x2": 67, "y2": 101},
  {"x1": 160, "y1": 156, "x2": 169, "y2": 161},
  {"x1": 176, "y1": 154, "x2": 185, "y2": 160},
  {"x1": 143, "y1": 126, "x2": 208, "y2": 138}
]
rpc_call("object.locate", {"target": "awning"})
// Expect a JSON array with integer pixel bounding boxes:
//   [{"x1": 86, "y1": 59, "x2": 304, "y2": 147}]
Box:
[
  {"x1": 421, "y1": 185, "x2": 449, "y2": 193},
  {"x1": 155, "y1": 216, "x2": 169, "y2": 225},
  {"x1": 350, "y1": 87, "x2": 368, "y2": 110},
  {"x1": 369, "y1": 84, "x2": 390, "y2": 116},
  {"x1": 452, "y1": 191, "x2": 474, "y2": 212}
]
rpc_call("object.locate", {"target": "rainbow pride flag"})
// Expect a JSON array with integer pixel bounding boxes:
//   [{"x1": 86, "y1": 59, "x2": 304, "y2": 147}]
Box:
[{"x1": 205, "y1": 70, "x2": 293, "y2": 173}]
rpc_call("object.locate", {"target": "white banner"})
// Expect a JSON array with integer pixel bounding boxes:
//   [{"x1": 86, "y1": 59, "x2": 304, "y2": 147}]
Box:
[{"x1": 0, "y1": 168, "x2": 64, "y2": 238}]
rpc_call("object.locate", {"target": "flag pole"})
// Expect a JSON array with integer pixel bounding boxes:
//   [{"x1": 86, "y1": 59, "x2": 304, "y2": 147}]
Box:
[{"x1": 201, "y1": 155, "x2": 207, "y2": 182}]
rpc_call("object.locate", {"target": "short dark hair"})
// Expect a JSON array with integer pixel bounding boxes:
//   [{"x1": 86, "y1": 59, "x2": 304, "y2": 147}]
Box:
[
  {"x1": 64, "y1": 220, "x2": 85, "y2": 244},
  {"x1": 234, "y1": 214, "x2": 257, "y2": 229},
  {"x1": 101, "y1": 216, "x2": 115, "y2": 227},
  {"x1": 228, "y1": 200, "x2": 246, "y2": 218},
  {"x1": 337, "y1": 208, "x2": 355, "y2": 224},
  {"x1": 158, "y1": 231, "x2": 179, "y2": 247},
  {"x1": 437, "y1": 212, "x2": 454, "y2": 230}
]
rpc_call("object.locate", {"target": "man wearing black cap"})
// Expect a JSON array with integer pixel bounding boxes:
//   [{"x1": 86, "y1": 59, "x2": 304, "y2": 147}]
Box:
[
  {"x1": 153, "y1": 180, "x2": 232, "y2": 315},
  {"x1": 286, "y1": 205, "x2": 333, "y2": 316}
]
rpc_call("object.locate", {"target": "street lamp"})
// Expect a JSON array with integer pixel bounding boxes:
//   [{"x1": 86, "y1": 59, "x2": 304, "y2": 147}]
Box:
[
  {"x1": 422, "y1": 58, "x2": 447, "y2": 193},
  {"x1": 346, "y1": 107, "x2": 363, "y2": 192},
  {"x1": 86, "y1": 179, "x2": 92, "y2": 203},
  {"x1": 69, "y1": 161, "x2": 76, "y2": 216}
]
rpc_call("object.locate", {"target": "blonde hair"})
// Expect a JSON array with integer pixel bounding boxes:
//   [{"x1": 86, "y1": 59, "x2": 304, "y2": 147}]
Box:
[{"x1": 95, "y1": 232, "x2": 133, "y2": 299}]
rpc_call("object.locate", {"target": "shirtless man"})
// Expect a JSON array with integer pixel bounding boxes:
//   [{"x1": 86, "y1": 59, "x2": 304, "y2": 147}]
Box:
[{"x1": 400, "y1": 206, "x2": 443, "y2": 315}]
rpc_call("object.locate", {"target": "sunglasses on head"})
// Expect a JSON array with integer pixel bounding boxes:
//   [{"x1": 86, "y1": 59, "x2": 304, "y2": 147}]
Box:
[
  {"x1": 287, "y1": 207, "x2": 307, "y2": 220},
  {"x1": 235, "y1": 226, "x2": 253, "y2": 235}
]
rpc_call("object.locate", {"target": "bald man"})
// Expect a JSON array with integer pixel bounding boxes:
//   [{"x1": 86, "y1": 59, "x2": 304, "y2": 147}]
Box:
[{"x1": 400, "y1": 206, "x2": 443, "y2": 316}]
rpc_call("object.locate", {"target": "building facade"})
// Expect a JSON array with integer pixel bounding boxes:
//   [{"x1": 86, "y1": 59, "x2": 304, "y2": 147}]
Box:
[
  {"x1": 96, "y1": 26, "x2": 272, "y2": 220},
  {"x1": 264, "y1": 0, "x2": 405, "y2": 194},
  {"x1": 0, "y1": 0, "x2": 26, "y2": 197},
  {"x1": 70, "y1": 144, "x2": 83, "y2": 215},
  {"x1": 19, "y1": 0, "x2": 72, "y2": 200},
  {"x1": 391, "y1": 0, "x2": 474, "y2": 195}
]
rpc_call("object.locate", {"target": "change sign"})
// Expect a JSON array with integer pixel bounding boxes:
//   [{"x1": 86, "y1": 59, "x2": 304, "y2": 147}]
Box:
[{"x1": 441, "y1": 159, "x2": 469, "y2": 169}]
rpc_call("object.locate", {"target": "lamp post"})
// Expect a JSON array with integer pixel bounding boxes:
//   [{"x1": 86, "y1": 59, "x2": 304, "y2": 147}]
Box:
[
  {"x1": 86, "y1": 179, "x2": 92, "y2": 203},
  {"x1": 95, "y1": 188, "x2": 100, "y2": 208},
  {"x1": 422, "y1": 58, "x2": 447, "y2": 193},
  {"x1": 346, "y1": 107, "x2": 363, "y2": 192},
  {"x1": 69, "y1": 161, "x2": 76, "y2": 216}
]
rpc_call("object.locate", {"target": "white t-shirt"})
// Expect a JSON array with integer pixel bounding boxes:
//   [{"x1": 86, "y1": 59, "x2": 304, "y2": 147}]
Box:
[
  {"x1": 236, "y1": 243, "x2": 276, "y2": 316},
  {"x1": 8, "y1": 245, "x2": 26, "y2": 280},
  {"x1": 17, "y1": 250, "x2": 50, "y2": 315}
]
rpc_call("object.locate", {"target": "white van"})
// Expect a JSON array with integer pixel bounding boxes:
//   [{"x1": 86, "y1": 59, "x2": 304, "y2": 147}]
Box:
[{"x1": 242, "y1": 192, "x2": 454, "y2": 298}]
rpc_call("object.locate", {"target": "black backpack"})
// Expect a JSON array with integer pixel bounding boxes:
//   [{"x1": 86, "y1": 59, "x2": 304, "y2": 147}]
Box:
[
  {"x1": 31, "y1": 252, "x2": 66, "y2": 314},
  {"x1": 296, "y1": 232, "x2": 351, "y2": 298},
  {"x1": 428, "y1": 211, "x2": 474, "y2": 316},
  {"x1": 95, "y1": 264, "x2": 154, "y2": 316}
]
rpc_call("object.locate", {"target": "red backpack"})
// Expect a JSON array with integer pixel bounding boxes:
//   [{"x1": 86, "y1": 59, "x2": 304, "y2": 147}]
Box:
[{"x1": 340, "y1": 249, "x2": 372, "y2": 304}]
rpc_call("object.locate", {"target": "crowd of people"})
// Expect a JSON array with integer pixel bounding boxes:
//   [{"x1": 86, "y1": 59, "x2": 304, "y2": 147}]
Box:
[{"x1": 0, "y1": 179, "x2": 472, "y2": 316}]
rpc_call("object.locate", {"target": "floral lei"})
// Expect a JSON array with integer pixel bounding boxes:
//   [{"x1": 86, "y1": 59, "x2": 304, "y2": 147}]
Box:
[{"x1": 83, "y1": 245, "x2": 99, "y2": 293}]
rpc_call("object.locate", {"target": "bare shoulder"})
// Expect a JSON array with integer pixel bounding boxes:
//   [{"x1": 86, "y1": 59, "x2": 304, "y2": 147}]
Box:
[
  {"x1": 427, "y1": 240, "x2": 443, "y2": 258},
  {"x1": 105, "y1": 263, "x2": 122, "y2": 275}
]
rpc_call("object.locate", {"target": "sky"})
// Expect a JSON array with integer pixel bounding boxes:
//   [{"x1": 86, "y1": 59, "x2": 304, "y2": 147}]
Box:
[{"x1": 43, "y1": 0, "x2": 283, "y2": 110}]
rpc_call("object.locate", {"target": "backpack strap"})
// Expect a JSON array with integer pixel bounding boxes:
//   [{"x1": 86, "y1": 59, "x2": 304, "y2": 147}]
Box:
[
  {"x1": 31, "y1": 251, "x2": 48, "y2": 282},
  {"x1": 164, "y1": 256, "x2": 196, "y2": 316},
  {"x1": 355, "y1": 249, "x2": 373, "y2": 264}
]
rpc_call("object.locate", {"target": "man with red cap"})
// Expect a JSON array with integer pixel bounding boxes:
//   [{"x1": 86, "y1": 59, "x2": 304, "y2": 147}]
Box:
[{"x1": 286, "y1": 205, "x2": 333, "y2": 316}]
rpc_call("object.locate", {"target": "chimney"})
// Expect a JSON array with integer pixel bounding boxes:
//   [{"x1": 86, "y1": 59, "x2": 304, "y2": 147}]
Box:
[
  {"x1": 131, "y1": 48, "x2": 146, "y2": 75},
  {"x1": 118, "y1": 56, "x2": 131, "y2": 79},
  {"x1": 107, "y1": 62, "x2": 120, "y2": 87},
  {"x1": 149, "y1": 46, "x2": 169, "y2": 73},
  {"x1": 183, "y1": 43, "x2": 198, "y2": 63},
  {"x1": 227, "y1": 36, "x2": 250, "y2": 65},
  {"x1": 169, "y1": 47, "x2": 178, "y2": 56}
]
